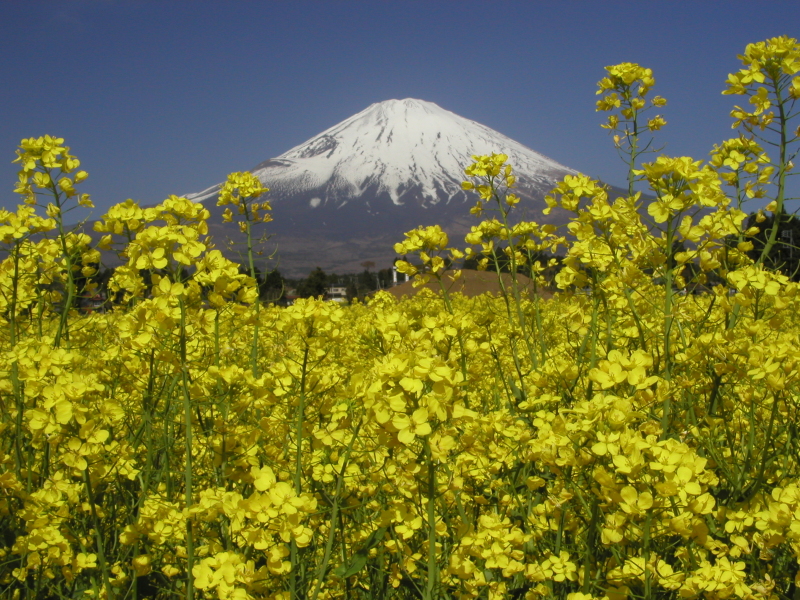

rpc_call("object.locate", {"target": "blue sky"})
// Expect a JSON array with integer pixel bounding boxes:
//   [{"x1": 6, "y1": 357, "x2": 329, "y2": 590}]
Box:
[{"x1": 1, "y1": 1, "x2": 798, "y2": 215}]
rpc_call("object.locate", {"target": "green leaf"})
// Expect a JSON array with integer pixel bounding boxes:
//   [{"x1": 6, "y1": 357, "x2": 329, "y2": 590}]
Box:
[
  {"x1": 333, "y1": 527, "x2": 387, "y2": 579},
  {"x1": 508, "y1": 377, "x2": 526, "y2": 402}
]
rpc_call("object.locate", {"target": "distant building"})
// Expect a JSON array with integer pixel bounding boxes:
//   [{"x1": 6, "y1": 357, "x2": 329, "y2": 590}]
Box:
[
  {"x1": 80, "y1": 294, "x2": 106, "y2": 314},
  {"x1": 392, "y1": 261, "x2": 410, "y2": 286},
  {"x1": 284, "y1": 288, "x2": 300, "y2": 305},
  {"x1": 328, "y1": 286, "x2": 347, "y2": 303}
]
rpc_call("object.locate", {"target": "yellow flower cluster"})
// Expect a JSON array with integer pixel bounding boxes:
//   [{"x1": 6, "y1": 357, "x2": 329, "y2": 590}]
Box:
[
  {"x1": 724, "y1": 36, "x2": 800, "y2": 130},
  {"x1": 393, "y1": 225, "x2": 465, "y2": 287},
  {"x1": 218, "y1": 172, "x2": 272, "y2": 232},
  {"x1": 596, "y1": 63, "x2": 666, "y2": 137},
  {"x1": 13, "y1": 135, "x2": 91, "y2": 208}
]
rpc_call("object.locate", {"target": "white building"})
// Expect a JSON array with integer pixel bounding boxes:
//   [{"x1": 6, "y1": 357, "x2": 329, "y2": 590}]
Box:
[{"x1": 328, "y1": 286, "x2": 348, "y2": 302}]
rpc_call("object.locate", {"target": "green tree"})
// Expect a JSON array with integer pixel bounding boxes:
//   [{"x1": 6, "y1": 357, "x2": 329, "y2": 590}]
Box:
[
  {"x1": 745, "y1": 212, "x2": 800, "y2": 280},
  {"x1": 297, "y1": 267, "x2": 328, "y2": 298},
  {"x1": 261, "y1": 268, "x2": 286, "y2": 303},
  {"x1": 345, "y1": 280, "x2": 358, "y2": 303},
  {"x1": 357, "y1": 261, "x2": 378, "y2": 293},
  {"x1": 356, "y1": 269, "x2": 377, "y2": 293},
  {"x1": 377, "y1": 268, "x2": 392, "y2": 288}
]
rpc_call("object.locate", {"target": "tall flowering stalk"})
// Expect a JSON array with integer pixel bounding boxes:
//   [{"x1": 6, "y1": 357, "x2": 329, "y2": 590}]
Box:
[
  {"x1": 723, "y1": 36, "x2": 800, "y2": 265},
  {"x1": 12, "y1": 136, "x2": 97, "y2": 347},
  {"x1": 217, "y1": 172, "x2": 271, "y2": 377}
]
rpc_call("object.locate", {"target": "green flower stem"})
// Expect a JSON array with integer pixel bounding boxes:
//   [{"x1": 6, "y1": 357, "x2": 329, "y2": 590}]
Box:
[
  {"x1": 245, "y1": 217, "x2": 261, "y2": 378},
  {"x1": 309, "y1": 419, "x2": 363, "y2": 600},
  {"x1": 290, "y1": 345, "x2": 310, "y2": 600},
  {"x1": 179, "y1": 298, "x2": 195, "y2": 600},
  {"x1": 423, "y1": 438, "x2": 438, "y2": 600},
  {"x1": 660, "y1": 218, "x2": 676, "y2": 438},
  {"x1": 7, "y1": 244, "x2": 25, "y2": 482},
  {"x1": 82, "y1": 468, "x2": 114, "y2": 600},
  {"x1": 494, "y1": 189, "x2": 540, "y2": 370},
  {"x1": 434, "y1": 275, "x2": 469, "y2": 385},
  {"x1": 46, "y1": 176, "x2": 76, "y2": 349},
  {"x1": 758, "y1": 77, "x2": 790, "y2": 265}
]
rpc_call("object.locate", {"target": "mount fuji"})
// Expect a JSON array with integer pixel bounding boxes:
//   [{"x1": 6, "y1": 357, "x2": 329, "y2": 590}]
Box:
[{"x1": 187, "y1": 99, "x2": 584, "y2": 276}]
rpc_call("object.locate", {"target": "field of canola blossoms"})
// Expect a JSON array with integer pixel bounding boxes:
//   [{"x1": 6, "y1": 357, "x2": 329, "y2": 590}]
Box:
[{"x1": 1, "y1": 37, "x2": 800, "y2": 600}]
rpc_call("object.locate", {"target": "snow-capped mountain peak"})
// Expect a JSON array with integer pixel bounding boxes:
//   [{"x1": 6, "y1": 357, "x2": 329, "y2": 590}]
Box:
[{"x1": 188, "y1": 98, "x2": 576, "y2": 209}]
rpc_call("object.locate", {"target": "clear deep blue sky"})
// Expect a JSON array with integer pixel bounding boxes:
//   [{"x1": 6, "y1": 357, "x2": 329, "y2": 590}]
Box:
[{"x1": 1, "y1": 1, "x2": 798, "y2": 215}]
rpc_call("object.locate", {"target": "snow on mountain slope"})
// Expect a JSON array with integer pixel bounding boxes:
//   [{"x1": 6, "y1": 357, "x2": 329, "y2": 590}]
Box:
[{"x1": 188, "y1": 98, "x2": 577, "y2": 209}]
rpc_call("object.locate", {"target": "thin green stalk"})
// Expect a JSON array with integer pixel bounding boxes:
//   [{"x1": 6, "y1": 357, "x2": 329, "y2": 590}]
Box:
[
  {"x1": 309, "y1": 420, "x2": 363, "y2": 600},
  {"x1": 740, "y1": 391, "x2": 781, "y2": 502},
  {"x1": 602, "y1": 229, "x2": 649, "y2": 352},
  {"x1": 294, "y1": 347, "x2": 310, "y2": 495},
  {"x1": 757, "y1": 77, "x2": 789, "y2": 265},
  {"x1": 660, "y1": 219, "x2": 676, "y2": 438},
  {"x1": 554, "y1": 501, "x2": 567, "y2": 556},
  {"x1": 494, "y1": 198, "x2": 539, "y2": 370},
  {"x1": 435, "y1": 276, "x2": 469, "y2": 383},
  {"x1": 131, "y1": 349, "x2": 158, "y2": 600},
  {"x1": 213, "y1": 311, "x2": 232, "y2": 554},
  {"x1": 47, "y1": 178, "x2": 76, "y2": 349},
  {"x1": 82, "y1": 468, "x2": 114, "y2": 600},
  {"x1": 423, "y1": 439, "x2": 438, "y2": 600},
  {"x1": 643, "y1": 511, "x2": 653, "y2": 600},
  {"x1": 485, "y1": 245, "x2": 531, "y2": 404},
  {"x1": 290, "y1": 345, "x2": 310, "y2": 600},
  {"x1": 531, "y1": 277, "x2": 548, "y2": 363},
  {"x1": 581, "y1": 496, "x2": 600, "y2": 595},
  {"x1": 179, "y1": 298, "x2": 195, "y2": 600},
  {"x1": 245, "y1": 218, "x2": 261, "y2": 378},
  {"x1": 627, "y1": 106, "x2": 640, "y2": 197},
  {"x1": 8, "y1": 244, "x2": 25, "y2": 481}
]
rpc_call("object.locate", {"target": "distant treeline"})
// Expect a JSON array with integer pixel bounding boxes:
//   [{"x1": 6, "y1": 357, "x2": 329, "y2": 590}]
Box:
[{"x1": 65, "y1": 211, "x2": 800, "y2": 310}]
